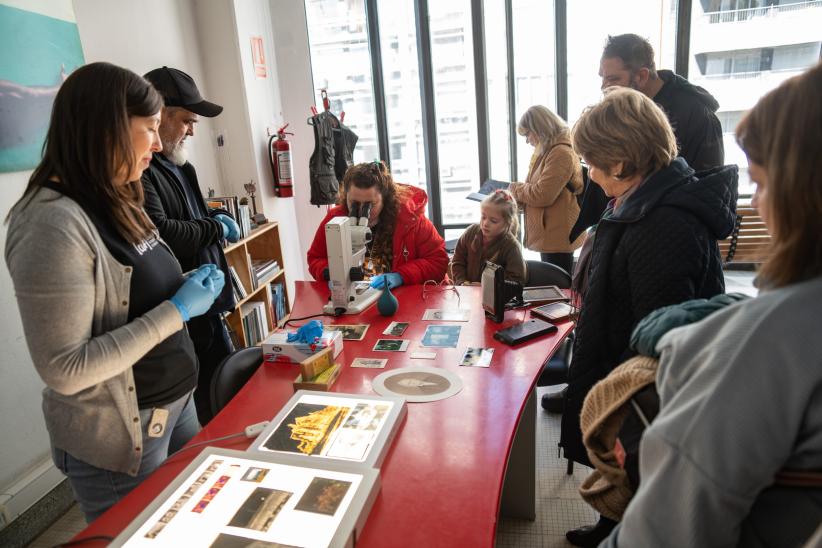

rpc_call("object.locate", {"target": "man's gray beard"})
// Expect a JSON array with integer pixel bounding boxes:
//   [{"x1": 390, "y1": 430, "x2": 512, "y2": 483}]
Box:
[{"x1": 163, "y1": 140, "x2": 188, "y2": 166}]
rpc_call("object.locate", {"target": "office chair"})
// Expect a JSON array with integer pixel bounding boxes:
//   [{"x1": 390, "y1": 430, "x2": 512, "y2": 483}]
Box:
[
  {"x1": 526, "y1": 259, "x2": 573, "y2": 385},
  {"x1": 210, "y1": 346, "x2": 264, "y2": 417},
  {"x1": 525, "y1": 260, "x2": 572, "y2": 289}
]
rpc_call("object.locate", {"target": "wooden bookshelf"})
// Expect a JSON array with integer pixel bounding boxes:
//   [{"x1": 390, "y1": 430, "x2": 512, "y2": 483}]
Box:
[{"x1": 223, "y1": 222, "x2": 290, "y2": 347}]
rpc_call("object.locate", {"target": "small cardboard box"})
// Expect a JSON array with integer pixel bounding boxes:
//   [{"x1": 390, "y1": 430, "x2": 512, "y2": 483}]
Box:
[
  {"x1": 262, "y1": 329, "x2": 343, "y2": 364},
  {"x1": 293, "y1": 363, "x2": 342, "y2": 392}
]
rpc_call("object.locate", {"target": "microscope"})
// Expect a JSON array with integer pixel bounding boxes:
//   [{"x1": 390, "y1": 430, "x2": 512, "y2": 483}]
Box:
[{"x1": 322, "y1": 202, "x2": 382, "y2": 315}]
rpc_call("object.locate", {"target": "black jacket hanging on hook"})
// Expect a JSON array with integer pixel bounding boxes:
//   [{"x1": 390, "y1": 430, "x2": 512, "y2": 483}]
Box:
[{"x1": 308, "y1": 111, "x2": 358, "y2": 206}]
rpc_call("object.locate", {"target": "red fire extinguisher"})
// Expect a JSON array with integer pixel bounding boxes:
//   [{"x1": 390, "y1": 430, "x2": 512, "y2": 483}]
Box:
[{"x1": 268, "y1": 123, "x2": 294, "y2": 197}]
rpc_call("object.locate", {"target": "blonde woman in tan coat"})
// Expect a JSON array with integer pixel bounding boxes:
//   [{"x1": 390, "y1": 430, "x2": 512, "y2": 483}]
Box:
[{"x1": 509, "y1": 105, "x2": 584, "y2": 275}]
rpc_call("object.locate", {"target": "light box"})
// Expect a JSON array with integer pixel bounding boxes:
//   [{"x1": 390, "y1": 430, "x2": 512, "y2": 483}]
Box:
[
  {"x1": 248, "y1": 391, "x2": 407, "y2": 468},
  {"x1": 111, "y1": 447, "x2": 379, "y2": 548}
]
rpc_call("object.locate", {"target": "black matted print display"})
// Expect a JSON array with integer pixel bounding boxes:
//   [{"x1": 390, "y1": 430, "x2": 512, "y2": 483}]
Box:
[
  {"x1": 227, "y1": 487, "x2": 292, "y2": 532},
  {"x1": 294, "y1": 477, "x2": 352, "y2": 516},
  {"x1": 262, "y1": 403, "x2": 350, "y2": 456}
]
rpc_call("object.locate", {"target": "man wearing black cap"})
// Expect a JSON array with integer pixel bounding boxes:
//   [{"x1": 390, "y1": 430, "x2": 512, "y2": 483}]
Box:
[{"x1": 142, "y1": 66, "x2": 238, "y2": 424}]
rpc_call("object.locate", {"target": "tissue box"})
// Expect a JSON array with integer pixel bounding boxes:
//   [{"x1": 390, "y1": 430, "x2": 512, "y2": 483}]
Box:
[{"x1": 262, "y1": 330, "x2": 343, "y2": 364}]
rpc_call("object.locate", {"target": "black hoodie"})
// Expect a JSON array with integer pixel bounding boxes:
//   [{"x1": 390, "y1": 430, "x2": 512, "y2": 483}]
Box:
[
  {"x1": 654, "y1": 70, "x2": 725, "y2": 171},
  {"x1": 560, "y1": 158, "x2": 738, "y2": 465}
]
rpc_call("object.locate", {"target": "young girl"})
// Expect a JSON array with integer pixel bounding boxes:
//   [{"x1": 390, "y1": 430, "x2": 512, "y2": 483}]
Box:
[{"x1": 449, "y1": 189, "x2": 526, "y2": 285}]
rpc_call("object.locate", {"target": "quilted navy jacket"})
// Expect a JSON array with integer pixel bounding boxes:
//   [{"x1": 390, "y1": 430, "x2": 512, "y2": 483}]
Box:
[{"x1": 560, "y1": 158, "x2": 738, "y2": 465}]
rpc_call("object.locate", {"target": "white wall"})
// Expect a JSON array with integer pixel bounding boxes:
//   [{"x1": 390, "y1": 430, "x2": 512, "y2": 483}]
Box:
[
  {"x1": 269, "y1": 0, "x2": 331, "y2": 271},
  {"x1": 191, "y1": 0, "x2": 307, "y2": 291},
  {"x1": 73, "y1": 0, "x2": 223, "y2": 195}
]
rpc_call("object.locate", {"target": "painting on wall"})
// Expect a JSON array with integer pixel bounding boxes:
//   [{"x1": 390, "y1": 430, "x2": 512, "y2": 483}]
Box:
[{"x1": 0, "y1": 0, "x2": 85, "y2": 173}]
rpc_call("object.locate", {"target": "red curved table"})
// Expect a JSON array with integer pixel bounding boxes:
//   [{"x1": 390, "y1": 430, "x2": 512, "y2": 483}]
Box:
[{"x1": 74, "y1": 281, "x2": 572, "y2": 547}]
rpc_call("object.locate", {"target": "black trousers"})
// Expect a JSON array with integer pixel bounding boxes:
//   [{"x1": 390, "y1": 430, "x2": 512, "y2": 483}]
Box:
[
  {"x1": 540, "y1": 252, "x2": 573, "y2": 277},
  {"x1": 187, "y1": 313, "x2": 233, "y2": 424}
]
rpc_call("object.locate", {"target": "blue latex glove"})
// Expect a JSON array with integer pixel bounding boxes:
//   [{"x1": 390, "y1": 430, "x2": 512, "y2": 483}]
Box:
[
  {"x1": 215, "y1": 214, "x2": 240, "y2": 243},
  {"x1": 370, "y1": 272, "x2": 403, "y2": 290},
  {"x1": 287, "y1": 319, "x2": 324, "y2": 343},
  {"x1": 208, "y1": 268, "x2": 226, "y2": 299},
  {"x1": 170, "y1": 264, "x2": 221, "y2": 321}
]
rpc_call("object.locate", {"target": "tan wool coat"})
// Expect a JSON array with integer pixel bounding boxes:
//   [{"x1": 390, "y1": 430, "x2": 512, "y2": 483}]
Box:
[{"x1": 509, "y1": 138, "x2": 584, "y2": 253}]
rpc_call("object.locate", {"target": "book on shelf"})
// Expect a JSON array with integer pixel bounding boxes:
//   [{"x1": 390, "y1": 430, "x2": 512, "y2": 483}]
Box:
[
  {"x1": 240, "y1": 301, "x2": 268, "y2": 346},
  {"x1": 228, "y1": 265, "x2": 247, "y2": 300},
  {"x1": 252, "y1": 258, "x2": 280, "y2": 286},
  {"x1": 238, "y1": 204, "x2": 252, "y2": 238},
  {"x1": 269, "y1": 281, "x2": 286, "y2": 324}
]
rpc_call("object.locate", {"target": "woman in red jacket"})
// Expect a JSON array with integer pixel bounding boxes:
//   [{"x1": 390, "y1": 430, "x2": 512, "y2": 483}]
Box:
[{"x1": 307, "y1": 161, "x2": 448, "y2": 288}]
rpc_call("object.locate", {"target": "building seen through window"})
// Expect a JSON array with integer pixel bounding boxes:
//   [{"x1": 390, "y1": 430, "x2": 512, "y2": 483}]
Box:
[
  {"x1": 690, "y1": 0, "x2": 822, "y2": 194},
  {"x1": 303, "y1": 0, "x2": 821, "y2": 226}
]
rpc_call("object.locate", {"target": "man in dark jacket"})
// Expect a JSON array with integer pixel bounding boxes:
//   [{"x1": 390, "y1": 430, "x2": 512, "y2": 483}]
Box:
[
  {"x1": 567, "y1": 34, "x2": 726, "y2": 269},
  {"x1": 142, "y1": 66, "x2": 238, "y2": 423},
  {"x1": 599, "y1": 33, "x2": 724, "y2": 170}
]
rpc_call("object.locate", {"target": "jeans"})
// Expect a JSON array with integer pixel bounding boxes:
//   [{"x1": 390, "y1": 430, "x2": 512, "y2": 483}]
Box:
[
  {"x1": 540, "y1": 252, "x2": 574, "y2": 277},
  {"x1": 53, "y1": 391, "x2": 200, "y2": 523}
]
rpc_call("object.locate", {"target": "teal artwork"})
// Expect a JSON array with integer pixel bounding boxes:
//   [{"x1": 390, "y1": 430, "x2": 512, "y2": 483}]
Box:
[{"x1": 0, "y1": 2, "x2": 85, "y2": 173}]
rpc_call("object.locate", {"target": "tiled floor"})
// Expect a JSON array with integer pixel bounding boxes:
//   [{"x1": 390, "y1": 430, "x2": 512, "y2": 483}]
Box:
[
  {"x1": 26, "y1": 503, "x2": 85, "y2": 548},
  {"x1": 495, "y1": 385, "x2": 597, "y2": 548}
]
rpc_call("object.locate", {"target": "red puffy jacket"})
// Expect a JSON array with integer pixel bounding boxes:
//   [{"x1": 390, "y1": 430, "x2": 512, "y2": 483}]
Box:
[{"x1": 307, "y1": 185, "x2": 448, "y2": 285}]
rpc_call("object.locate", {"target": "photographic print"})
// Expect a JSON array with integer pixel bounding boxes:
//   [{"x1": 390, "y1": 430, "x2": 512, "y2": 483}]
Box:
[
  {"x1": 421, "y1": 325, "x2": 461, "y2": 348},
  {"x1": 373, "y1": 339, "x2": 409, "y2": 352},
  {"x1": 324, "y1": 324, "x2": 369, "y2": 341},
  {"x1": 192, "y1": 475, "x2": 231, "y2": 514},
  {"x1": 422, "y1": 309, "x2": 470, "y2": 322},
  {"x1": 210, "y1": 533, "x2": 299, "y2": 548},
  {"x1": 324, "y1": 429, "x2": 372, "y2": 461},
  {"x1": 262, "y1": 403, "x2": 350, "y2": 456},
  {"x1": 350, "y1": 357, "x2": 387, "y2": 369},
  {"x1": 294, "y1": 477, "x2": 352, "y2": 516},
  {"x1": 228, "y1": 487, "x2": 292, "y2": 532},
  {"x1": 241, "y1": 467, "x2": 269, "y2": 483},
  {"x1": 383, "y1": 321, "x2": 409, "y2": 336},
  {"x1": 342, "y1": 403, "x2": 389, "y2": 431},
  {"x1": 459, "y1": 347, "x2": 494, "y2": 368}
]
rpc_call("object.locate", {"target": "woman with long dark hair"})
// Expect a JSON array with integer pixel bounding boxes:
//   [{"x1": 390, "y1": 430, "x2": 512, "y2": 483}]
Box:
[
  {"x1": 5, "y1": 62, "x2": 223, "y2": 522},
  {"x1": 307, "y1": 161, "x2": 448, "y2": 288}
]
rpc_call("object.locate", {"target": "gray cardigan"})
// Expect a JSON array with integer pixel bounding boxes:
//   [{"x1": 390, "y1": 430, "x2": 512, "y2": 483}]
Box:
[
  {"x1": 603, "y1": 275, "x2": 822, "y2": 547},
  {"x1": 5, "y1": 188, "x2": 184, "y2": 476}
]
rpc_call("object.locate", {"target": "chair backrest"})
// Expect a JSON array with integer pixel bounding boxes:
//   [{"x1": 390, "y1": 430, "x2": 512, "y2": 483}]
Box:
[
  {"x1": 525, "y1": 260, "x2": 572, "y2": 289},
  {"x1": 210, "y1": 346, "x2": 264, "y2": 417},
  {"x1": 718, "y1": 204, "x2": 771, "y2": 266}
]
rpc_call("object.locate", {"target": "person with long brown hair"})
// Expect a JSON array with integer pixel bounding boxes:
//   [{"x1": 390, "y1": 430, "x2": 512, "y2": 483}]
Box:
[
  {"x1": 600, "y1": 62, "x2": 822, "y2": 547},
  {"x1": 4, "y1": 62, "x2": 223, "y2": 522},
  {"x1": 307, "y1": 161, "x2": 448, "y2": 288}
]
